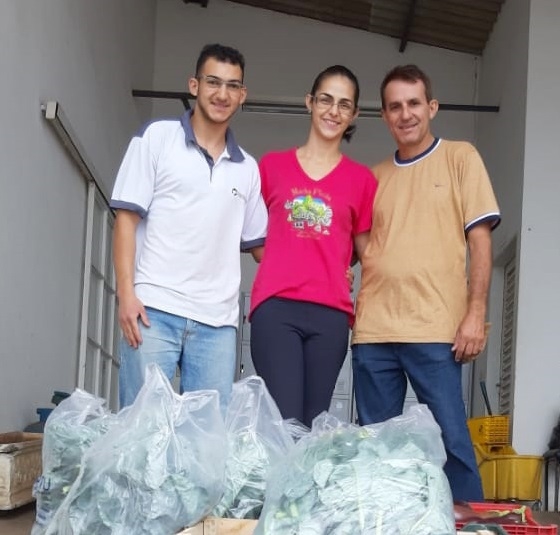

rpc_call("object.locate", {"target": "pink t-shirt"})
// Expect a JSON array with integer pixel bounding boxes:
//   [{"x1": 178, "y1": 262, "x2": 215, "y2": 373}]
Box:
[{"x1": 250, "y1": 148, "x2": 377, "y2": 322}]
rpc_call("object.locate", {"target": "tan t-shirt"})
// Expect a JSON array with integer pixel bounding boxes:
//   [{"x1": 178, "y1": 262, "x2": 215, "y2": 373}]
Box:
[{"x1": 352, "y1": 139, "x2": 500, "y2": 344}]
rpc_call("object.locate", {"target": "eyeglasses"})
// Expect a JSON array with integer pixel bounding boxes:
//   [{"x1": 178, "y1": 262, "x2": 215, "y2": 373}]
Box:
[
  {"x1": 197, "y1": 75, "x2": 245, "y2": 92},
  {"x1": 312, "y1": 94, "x2": 355, "y2": 116}
]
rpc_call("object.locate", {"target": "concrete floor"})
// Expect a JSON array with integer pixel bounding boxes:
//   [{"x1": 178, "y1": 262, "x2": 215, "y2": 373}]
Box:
[
  {"x1": 536, "y1": 510, "x2": 560, "y2": 526},
  {"x1": 0, "y1": 503, "x2": 558, "y2": 535},
  {"x1": 0, "y1": 502, "x2": 34, "y2": 535}
]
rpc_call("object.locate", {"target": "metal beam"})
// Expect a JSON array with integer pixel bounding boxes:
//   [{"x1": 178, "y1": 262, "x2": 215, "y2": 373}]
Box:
[
  {"x1": 399, "y1": 0, "x2": 418, "y2": 53},
  {"x1": 182, "y1": 0, "x2": 209, "y2": 6},
  {"x1": 132, "y1": 89, "x2": 192, "y2": 111},
  {"x1": 131, "y1": 89, "x2": 499, "y2": 115}
]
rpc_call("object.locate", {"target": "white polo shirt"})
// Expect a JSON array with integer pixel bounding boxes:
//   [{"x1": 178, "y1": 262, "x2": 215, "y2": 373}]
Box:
[{"x1": 110, "y1": 111, "x2": 267, "y2": 328}]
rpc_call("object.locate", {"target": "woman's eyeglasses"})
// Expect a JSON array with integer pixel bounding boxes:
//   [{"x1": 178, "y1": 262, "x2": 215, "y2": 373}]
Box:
[{"x1": 312, "y1": 94, "x2": 355, "y2": 116}]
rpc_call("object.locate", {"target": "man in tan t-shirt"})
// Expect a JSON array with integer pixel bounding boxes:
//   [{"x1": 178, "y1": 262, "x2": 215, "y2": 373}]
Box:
[{"x1": 352, "y1": 64, "x2": 500, "y2": 502}]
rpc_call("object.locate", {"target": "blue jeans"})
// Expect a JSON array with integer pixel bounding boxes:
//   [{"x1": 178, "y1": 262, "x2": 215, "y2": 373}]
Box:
[
  {"x1": 352, "y1": 342, "x2": 483, "y2": 502},
  {"x1": 119, "y1": 307, "x2": 236, "y2": 413}
]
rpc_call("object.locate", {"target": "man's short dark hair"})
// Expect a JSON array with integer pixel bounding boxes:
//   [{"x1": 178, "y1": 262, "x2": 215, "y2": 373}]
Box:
[
  {"x1": 195, "y1": 43, "x2": 245, "y2": 79},
  {"x1": 380, "y1": 64, "x2": 433, "y2": 109}
]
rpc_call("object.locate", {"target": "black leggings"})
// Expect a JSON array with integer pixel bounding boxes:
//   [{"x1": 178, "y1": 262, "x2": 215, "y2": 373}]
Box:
[{"x1": 250, "y1": 297, "x2": 349, "y2": 428}]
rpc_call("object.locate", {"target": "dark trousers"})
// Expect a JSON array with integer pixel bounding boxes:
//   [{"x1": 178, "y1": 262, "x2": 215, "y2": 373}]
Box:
[{"x1": 250, "y1": 297, "x2": 349, "y2": 428}]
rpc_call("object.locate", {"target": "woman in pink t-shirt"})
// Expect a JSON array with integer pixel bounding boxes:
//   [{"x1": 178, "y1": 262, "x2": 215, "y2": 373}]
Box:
[{"x1": 249, "y1": 65, "x2": 378, "y2": 427}]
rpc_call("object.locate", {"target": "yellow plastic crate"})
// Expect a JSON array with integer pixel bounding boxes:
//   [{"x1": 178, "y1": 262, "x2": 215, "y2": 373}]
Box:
[
  {"x1": 473, "y1": 443, "x2": 515, "y2": 459},
  {"x1": 468, "y1": 415, "x2": 510, "y2": 445},
  {"x1": 473, "y1": 443, "x2": 543, "y2": 501}
]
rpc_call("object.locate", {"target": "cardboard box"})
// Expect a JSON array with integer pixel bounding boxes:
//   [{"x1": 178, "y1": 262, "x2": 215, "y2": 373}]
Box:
[
  {"x1": 177, "y1": 517, "x2": 257, "y2": 534},
  {"x1": 0, "y1": 432, "x2": 43, "y2": 510}
]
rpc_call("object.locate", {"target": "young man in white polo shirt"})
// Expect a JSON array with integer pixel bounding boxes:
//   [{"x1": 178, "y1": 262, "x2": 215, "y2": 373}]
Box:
[{"x1": 110, "y1": 43, "x2": 267, "y2": 411}]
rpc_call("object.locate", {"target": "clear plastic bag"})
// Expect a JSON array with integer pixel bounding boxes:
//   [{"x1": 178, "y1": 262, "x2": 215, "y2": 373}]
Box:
[
  {"x1": 282, "y1": 417, "x2": 310, "y2": 443},
  {"x1": 255, "y1": 404, "x2": 455, "y2": 535},
  {"x1": 212, "y1": 375, "x2": 295, "y2": 519},
  {"x1": 45, "y1": 363, "x2": 227, "y2": 535},
  {"x1": 31, "y1": 389, "x2": 116, "y2": 535}
]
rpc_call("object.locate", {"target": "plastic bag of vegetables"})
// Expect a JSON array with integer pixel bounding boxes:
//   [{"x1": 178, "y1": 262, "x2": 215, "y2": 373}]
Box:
[
  {"x1": 212, "y1": 375, "x2": 295, "y2": 519},
  {"x1": 254, "y1": 404, "x2": 455, "y2": 535},
  {"x1": 44, "y1": 363, "x2": 227, "y2": 535},
  {"x1": 31, "y1": 388, "x2": 117, "y2": 535}
]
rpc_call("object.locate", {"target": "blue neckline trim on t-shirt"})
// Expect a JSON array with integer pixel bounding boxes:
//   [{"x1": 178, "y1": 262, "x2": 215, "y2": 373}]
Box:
[{"x1": 394, "y1": 137, "x2": 441, "y2": 166}]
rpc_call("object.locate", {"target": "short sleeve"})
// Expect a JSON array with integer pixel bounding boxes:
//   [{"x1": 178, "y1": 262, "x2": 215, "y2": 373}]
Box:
[
  {"x1": 460, "y1": 145, "x2": 501, "y2": 232},
  {"x1": 240, "y1": 161, "x2": 268, "y2": 250},
  {"x1": 110, "y1": 125, "x2": 158, "y2": 218}
]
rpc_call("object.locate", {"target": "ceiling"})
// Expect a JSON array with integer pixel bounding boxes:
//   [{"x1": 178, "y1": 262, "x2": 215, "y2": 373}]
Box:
[{"x1": 211, "y1": 0, "x2": 506, "y2": 56}]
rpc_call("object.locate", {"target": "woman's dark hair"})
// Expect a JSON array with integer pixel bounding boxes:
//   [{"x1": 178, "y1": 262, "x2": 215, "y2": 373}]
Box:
[{"x1": 310, "y1": 65, "x2": 360, "y2": 142}]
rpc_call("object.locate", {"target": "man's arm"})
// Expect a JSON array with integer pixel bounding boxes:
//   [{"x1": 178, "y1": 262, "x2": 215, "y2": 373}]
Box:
[
  {"x1": 353, "y1": 231, "x2": 370, "y2": 263},
  {"x1": 113, "y1": 209, "x2": 149, "y2": 348},
  {"x1": 452, "y1": 222, "x2": 493, "y2": 362},
  {"x1": 249, "y1": 245, "x2": 264, "y2": 263},
  {"x1": 345, "y1": 231, "x2": 371, "y2": 289},
  {"x1": 349, "y1": 230, "x2": 371, "y2": 267}
]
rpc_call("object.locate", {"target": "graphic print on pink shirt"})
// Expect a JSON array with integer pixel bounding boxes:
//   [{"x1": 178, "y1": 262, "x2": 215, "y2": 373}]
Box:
[{"x1": 285, "y1": 188, "x2": 333, "y2": 237}]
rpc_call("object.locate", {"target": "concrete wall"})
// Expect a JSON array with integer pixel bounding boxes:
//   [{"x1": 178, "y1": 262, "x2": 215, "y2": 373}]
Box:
[
  {"x1": 515, "y1": 0, "x2": 560, "y2": 453},
  {"x1": 153, "y1": 2, "x2": 560, "y2": 457},
  {"x1": 5, "y1": 0, "x2": 555, "y2": 460},
  {"x1": 475, "y1": 0, "x2": 560, "y2": 457},
  {"x1": 471, "y1": 0, "x2": 530, "y2": 423},
  {"x1": 0, "y1": 0, "x2": 156, "y2": 431},
  {"x1": 152, "y1": 0, "x2": 480, "y2": 294}
]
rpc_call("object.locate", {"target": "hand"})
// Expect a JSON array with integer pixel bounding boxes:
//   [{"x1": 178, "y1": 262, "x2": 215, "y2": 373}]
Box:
[
  {"x1": 117, "y1": 292, "x2": 150, "y2": 348},
  {"x1": 452, "y1": 312, "x2": 488, "y2": 363},
  {"x1": 345, "y1": 267, "x2": 355, "y2": 291}
]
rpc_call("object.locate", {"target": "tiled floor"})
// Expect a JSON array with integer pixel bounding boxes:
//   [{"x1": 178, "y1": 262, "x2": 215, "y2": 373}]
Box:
[{"x1": 0, "y1": 503, "x2": 558, "y2": 535}]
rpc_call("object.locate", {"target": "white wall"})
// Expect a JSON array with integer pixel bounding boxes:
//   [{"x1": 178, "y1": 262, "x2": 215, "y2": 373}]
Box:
[
  {"x1": 152, "y1": 0, "x2": 479, "y2": 293},
  {"x1": 476, "y1": 0, "x2": 560, "y2": 456},
  {"x1": 2, "y1": 0, "x2": 533, "y2": 439},
  {"x1": 153, "y1": 3, "x2": 560, "y2": 458},
  {"x1": 0, "y1": 0, "x2": 156, "y2": 431},
  {"x1": 472, "y1": 0, "x2": 530, "y2": 421},
  {"x1": 514, "y1": 0, "x2": 560, "y2": 453}
]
